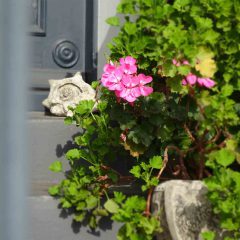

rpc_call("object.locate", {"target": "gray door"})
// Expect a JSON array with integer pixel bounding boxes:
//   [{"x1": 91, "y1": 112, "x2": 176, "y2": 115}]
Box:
[{"x1": 28, "y1": 0, "x2": 96, "y2": 111}]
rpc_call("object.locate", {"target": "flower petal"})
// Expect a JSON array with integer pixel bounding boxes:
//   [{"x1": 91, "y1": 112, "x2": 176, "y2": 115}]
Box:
[
  {"x1": 140, "y1": 86, "x2": 153, "y2": 96},
  {"x1": 172, "y1": 59, "x2": 181, "y2": 66},
  {"x1": 182, "y1": 79, "x2": 187, "y2": 85},
  {"x1": 122, "y1": 75, "x2": 139, "y2": 87},
  {"x1": 125, "y1": 94, "x2": 137, "y2": 102},
  {"x1": 131, "y1": 87, "x2": 141, "y2": 98},
  {"x1": 182, "y1": 60, "x2": 189, "y2": 65},
  {"x1": 119, "y1": 58, "x2": 125, "y2": 65},
  {"x1": 120, "y1": 64, "x2": 137, "y2": 75},
  {"x1": 138, "y1": 74, "x2": 153, "y2": 85},
  {"x1": 186, "y1": 73, "x2": 197, "y2": 85},
  {"x1": 119, "y1": 56, "x2": 137, "y2": 74},
  {"x1": 125, "y1": 56, "x2": 137, "y2": 65}
]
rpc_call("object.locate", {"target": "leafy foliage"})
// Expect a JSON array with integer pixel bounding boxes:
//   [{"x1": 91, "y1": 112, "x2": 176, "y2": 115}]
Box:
[
  {"x1": 204, "y1": 149, "x2": 240, "y2": 239},
  {"x1": 49, "y1": 0, "x2": 240, "y2": 239},
  {"x1": 110, "y1": 193, "x2": 162, "y2": 240}
]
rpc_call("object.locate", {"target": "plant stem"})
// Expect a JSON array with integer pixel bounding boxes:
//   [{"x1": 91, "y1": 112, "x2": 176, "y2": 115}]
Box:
[
  {"x1": 81, "y1": 156, "x2": 96, "y2": 166},
  {"x1": 100, "y1": 164, "x2": 123, "y2": 177},
  {"x1": 103, "y1": 189, "x2": 110, "y2": 200},
  {"x1": 144, "y1": 146, "x2": 169, "y2": 217},
  {"x1": 167, "y1": 146, "x2": 190, "y2": 180},
  {"x1": 183, "y1": 123, "x2": 195, "y2": 142}
]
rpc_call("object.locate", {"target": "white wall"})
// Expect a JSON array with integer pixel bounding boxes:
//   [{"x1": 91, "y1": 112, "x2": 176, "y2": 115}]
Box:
[{"x1": 97, "y1": 0, "x2": 120, "y2": 78}]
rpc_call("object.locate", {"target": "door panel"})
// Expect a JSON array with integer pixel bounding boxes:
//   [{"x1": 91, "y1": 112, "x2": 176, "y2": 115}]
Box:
[{"x1": 28, "y1": 0, "x2": 96, "y2": 110}]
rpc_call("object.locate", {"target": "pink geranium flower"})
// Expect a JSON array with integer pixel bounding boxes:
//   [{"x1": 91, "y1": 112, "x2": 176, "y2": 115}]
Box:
[
  {"x1": 120, "y1": 56, "x2": 137, "y2": 74},
  {"x1": 101, "y1": 61, "x2": 124, "y2": 91},
  {"x1": 137, "y1": 74, "x2": 153, "y2": 96},
  {"x1": 197, "y1": 77, "x2": 216, "y2": 88},
  {"x1": 101, "y1": 56, "x2": 153, "y2": 103},
  {"x1": 182, "y1": 60, "x2": 189, "y2": 65},
  {"x1": 174, "y1": 58, "x2": 216, "y2": 89},
  {"x1": 172, "y1": 59, "x2": 181, "y2": 67},
  {"x1": 182, "y1": 73, "x2": 197, "y2": 86},
  {"x1": 172, "y1": 59, "x2": 189, "y2": 66},
  {"x1": 101, "y1": 61, "x2": 117, "y2": 86},
  {"x1": 119, "y1": 75, "x2": 141, "y2": 102},
  {"x1": 104, "y1": 68, "x2": 124, "y2": 91},
  {"x1": 182, "y1": 74, "x2": 216, "y2": 89}
]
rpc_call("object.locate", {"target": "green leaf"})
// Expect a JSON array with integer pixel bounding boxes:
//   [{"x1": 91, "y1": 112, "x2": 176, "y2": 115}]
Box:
[
  {"x1": 91, "y1": 80, "x2": 99, "y2": 89},
  {"x1": 150, "y1": 156, "x2": 163, "y2": 169},
  {"x1": 106, "y1": 16, "x2": 120, "y2": 26},
  {"x1": 142, "y1": 0, "x2": 152, "y2": 7},
  {"x1": 173, "y1": 0, "x2": 191, "y2": 11},
  {"x1": 48, "y1": 185, "x2": 59, "y2": 196},
  {"x1": 86, "y1": 195, "x2": 98, "y2": 209},
  {"x1": 150, "y1": 177, "x2": 159, "y2": 186},
  {"x1": 89, "y1": 216, "x2": 97, "y2": 229},
  {"x1": 139, "y1": 217, "x2": 156, "y2": 235},
  {"x1": 117, "y1": 2, "x2": 136, "y2": 14},
  {"x1": 74, "y1": 212, "x2": 86, "y2": 222},
  {"x1": 128, "y1": 124, "x2": 154, "y2": 147},
  {"x1": 49, "y1": 161, "x2": 62, "y2": 172},
  {"x1": 124, "y1": 22, "x2": 137, "y2": 35},
  {"x1": 93, "y1": 208, "x2": 109, "y2": 217},
  {"x1": 114, "y1": 192, "x2": 126, "y2": 204},
  {"x1": 215, "y1": 149, "x2": 235, "y2": 167},
  {"x1": 148, "y1": 114, "x2": 163, "y2": 126},
  {"x1": 76, "y1": 202, "x2": 86, "y2": 211},
  {"x1": 97, "y1": 101, "x2": 108, "y2": 112},
  {"x1": 66, "y1": 149, "x2": 80, "y2": 161},
  {"x1": 108, "y1": 171, "x2": 118, "y2": 183},
  {"x1": 64, "y1": 116, "x2": 73, "y2": 125},
  {"x1": 201, "y1": 231, "x2": 216, "y2": 240},
  {"x1": 162, "y1": 62, "x2": 177, "y2": 77},
  {"x1": 221, "y1": 85, "x2": 233, "y2": 97},
  {"x1": 62, "y1": 200, "x2": 71, "y2": 208},
  {"x1": 104, "y1": 199, "x2": 119, "y2": 213},
  {"x1": 221, "y1": 218, "x2": 239, "y2": 231},
  {"x1": 194, "y1": 16, "x2": 213, "y2": 30},
  {"x1": 68, "y1": 183, "x2": 77, "y2": 195},
  {"x1": 141, "y1": 185, "x2": 148, "y2": 192},
  {"x1": 195, "y1": 47, "x2": 217, "y2": 78},
  {"x1": 177, "y1": 65, "x2": 190, "y2": 75},
  {"x1": 77, "y1": 189, "x2": 90, "y2": 200},
  {"x1": 166, "y1": 78, "x2": 183, "y2": 92},
  {"x1": 75, "y1": 100, "x2": 95, "y2": 115},
  {"x1": 74, "y1": 135, "x2": 90, "y2": 146},
  {"x1": 130, "y1": 165, "x2": 141, "y2": 178},
  {"x1": 124, "y1": 196, "x2": 146, "y2": 212}
]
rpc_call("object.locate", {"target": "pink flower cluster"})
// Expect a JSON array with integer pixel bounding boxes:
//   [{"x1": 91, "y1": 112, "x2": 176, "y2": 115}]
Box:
[
  {"x1": 101, "y1": 56, "x2": 153, "y2": 103},
  {"x1": 172, "y1": 59, "x2": 189, "y2": 66},
  {"x1": 182, "y1": 73, "x2": 215, "y2": 88},
  {"x1": 172, "y1": 59, "x2": 216, "y2": 89}
]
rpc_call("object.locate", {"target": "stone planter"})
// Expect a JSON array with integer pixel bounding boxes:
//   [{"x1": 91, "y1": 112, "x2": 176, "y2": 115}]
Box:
[{"x1": 152, "y1": 180, "x2": 222, "y2": 240}]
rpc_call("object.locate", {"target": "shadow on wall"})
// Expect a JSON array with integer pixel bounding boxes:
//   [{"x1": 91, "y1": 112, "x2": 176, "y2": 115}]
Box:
[
  {"x1": 58, "y1": 207, "x2": 114, "y2": 236},
  {"x1": 55, "y1": 132, "x2": 80, "y2": 158}
]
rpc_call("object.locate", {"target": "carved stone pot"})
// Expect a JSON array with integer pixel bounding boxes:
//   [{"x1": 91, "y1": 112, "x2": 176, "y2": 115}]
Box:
[{"x1": 151, "y1": 180, "x2": 222, "y2": 240}]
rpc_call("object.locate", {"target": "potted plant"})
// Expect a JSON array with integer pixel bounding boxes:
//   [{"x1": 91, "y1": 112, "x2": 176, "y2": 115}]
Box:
[{"x1": 49, "y1": 0, "x2": 240, "y2": 239}]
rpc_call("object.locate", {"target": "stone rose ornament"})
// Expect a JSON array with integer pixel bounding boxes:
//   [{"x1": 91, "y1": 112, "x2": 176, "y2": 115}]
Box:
[{"x1": 42, "y1": 72, "x2": 96, "y2": 116}]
